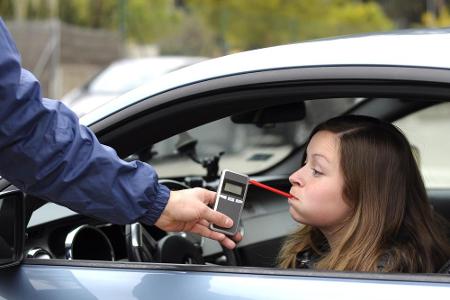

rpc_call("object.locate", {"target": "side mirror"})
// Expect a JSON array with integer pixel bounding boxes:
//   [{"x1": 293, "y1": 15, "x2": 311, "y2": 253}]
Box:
[{"x1": 0, "y1": 190, "x2": 25, "y2": 269}]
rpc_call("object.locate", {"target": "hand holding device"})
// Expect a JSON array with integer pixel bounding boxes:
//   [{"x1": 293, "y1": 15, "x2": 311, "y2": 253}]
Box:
[
  {"x1": 210, "y1": 170, "x2": 294, "y2": 236},
  {"x1": 210, "y1": 170, "x2": 249, "y2": 236}
]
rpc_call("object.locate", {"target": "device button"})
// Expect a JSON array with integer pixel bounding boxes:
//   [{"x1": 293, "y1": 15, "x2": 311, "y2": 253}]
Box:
[
  {"x1": 235, "y1": 199, "x2": 243, "y2": 204},
  {"x1": 227, "y1": 196, "x2": 235, "y2": 202},
  {"x1": 220, "y1": 195, "x2": 227, "y2": 200}
]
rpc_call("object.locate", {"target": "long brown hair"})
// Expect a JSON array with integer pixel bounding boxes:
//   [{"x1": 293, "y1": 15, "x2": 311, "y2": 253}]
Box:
[{"x1": 278, "y1": 115, "x2": 449, "y2": 272}]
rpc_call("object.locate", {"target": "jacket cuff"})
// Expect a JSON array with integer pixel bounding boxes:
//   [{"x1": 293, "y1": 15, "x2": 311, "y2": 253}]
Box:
[{"x1": 139, "y1": 182, "x2": 170, "y2": 225}]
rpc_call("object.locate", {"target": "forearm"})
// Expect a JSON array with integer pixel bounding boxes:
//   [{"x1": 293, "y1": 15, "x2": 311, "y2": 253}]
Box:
[{"x1": 0, "y1": 18, "x2": 169, "y2": 225}]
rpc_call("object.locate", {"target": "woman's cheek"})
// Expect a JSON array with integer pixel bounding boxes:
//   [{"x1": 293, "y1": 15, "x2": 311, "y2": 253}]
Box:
[
  {"x1": 298, "y1": 194, "x2": 331, "y2": 224},
  {"x1": 288, "y1": 198, "x2": 315, "y2": 224}
]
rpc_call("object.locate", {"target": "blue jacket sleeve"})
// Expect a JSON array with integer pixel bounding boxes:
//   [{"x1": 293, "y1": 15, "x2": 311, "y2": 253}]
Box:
[{"x1": 0, "y1": 19, "x2": 170, "y2": 225}]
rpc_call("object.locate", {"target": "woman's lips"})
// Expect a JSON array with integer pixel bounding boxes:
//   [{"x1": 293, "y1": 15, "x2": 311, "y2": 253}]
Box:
[
  {"x1": 288, "y1": 196, "x2": 300, "y2": 205},
  {"x1": 289, "y1": 189, "x2": 300, "y2": 201}
]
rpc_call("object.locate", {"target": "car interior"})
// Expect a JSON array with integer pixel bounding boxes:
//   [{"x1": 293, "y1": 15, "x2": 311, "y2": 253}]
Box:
[{"x1": 15, "y1": 92, "x2": 450, "y2": 275}]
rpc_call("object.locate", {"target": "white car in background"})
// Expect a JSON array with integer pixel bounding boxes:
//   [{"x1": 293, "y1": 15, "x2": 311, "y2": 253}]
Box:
[{"x1": 62, "y1": 56, "x2": 207, "y2": 117}]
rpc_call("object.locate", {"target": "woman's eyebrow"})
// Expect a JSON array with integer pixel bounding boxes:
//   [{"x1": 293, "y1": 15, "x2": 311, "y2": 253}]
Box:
[{"x1": 312, "y1": 153, "x2": 330, "y2": 163}]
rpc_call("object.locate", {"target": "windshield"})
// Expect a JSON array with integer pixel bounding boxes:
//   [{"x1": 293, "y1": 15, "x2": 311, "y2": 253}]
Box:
[{"x1": 148, "y1": 98, "x2": 357, "y2": 178}]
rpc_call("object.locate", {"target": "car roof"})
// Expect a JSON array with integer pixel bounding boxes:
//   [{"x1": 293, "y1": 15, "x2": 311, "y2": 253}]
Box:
[{"x1": 80, "y1": 28, "x2": 450, "y2": 126}]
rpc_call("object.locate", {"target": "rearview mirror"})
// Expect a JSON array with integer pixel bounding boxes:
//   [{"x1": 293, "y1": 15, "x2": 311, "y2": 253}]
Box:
[
  {"x1": 0, "y1": 190, "x2": 25, "y2": 269},
  {"x1": 231, "y1": 102, "x2": 306, "y2": 126}
]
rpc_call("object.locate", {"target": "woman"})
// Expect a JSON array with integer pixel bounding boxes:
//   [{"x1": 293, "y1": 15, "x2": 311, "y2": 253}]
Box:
[{"x1": 278, "y1": 115, "x2": 449, "y2": 272}]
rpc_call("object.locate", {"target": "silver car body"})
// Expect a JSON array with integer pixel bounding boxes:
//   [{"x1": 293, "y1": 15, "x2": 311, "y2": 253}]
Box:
[{"x1": 4, "y1": 263, "x2": 449, "y2": 299}]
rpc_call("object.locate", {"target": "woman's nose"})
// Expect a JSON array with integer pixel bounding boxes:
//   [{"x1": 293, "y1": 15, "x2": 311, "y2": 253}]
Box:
[{"x1": 289, "y1": 167, "x2": 304, "y2": 186}]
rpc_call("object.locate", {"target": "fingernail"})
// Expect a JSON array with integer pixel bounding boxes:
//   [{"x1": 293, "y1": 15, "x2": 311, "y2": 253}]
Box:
[{"x1": 225, "y1": 218, "x2": 233, "y2": 227}]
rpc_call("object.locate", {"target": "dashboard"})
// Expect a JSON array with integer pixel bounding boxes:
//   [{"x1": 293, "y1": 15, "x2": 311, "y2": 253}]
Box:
[{"x1": 23, "y1": 176, "x2": 297, "y2": 267}]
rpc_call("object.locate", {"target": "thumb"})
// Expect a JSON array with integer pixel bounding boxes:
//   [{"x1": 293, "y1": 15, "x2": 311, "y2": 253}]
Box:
[{"x1": 198, "y1": 188, "x2": 217, "y2": 205}]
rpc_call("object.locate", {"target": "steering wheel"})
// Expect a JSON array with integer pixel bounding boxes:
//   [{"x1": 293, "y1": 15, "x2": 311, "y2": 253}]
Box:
[
  {"x1": 125, "y1": 180, "x2": 189, "y2": 263},
  {"x1": 125, "y1": 179, "x2": 239, "y2": 265},
  {"x1": 125, "y1": 222, "x2": 158, "y2": 262}
]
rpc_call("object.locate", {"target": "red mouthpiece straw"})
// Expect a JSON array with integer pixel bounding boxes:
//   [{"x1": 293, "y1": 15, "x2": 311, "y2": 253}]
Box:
[{"x1": 249, "y1": 179, "x2": 294, "y2": 199}]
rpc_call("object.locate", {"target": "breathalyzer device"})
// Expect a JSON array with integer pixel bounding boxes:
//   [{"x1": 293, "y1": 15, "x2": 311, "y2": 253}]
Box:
[{"x1": 210, "y1": 170, "x2": 249, "y2": 236}]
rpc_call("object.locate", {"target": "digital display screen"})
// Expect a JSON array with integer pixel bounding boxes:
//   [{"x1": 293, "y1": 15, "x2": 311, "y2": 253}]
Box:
[{"x1": 223, "y1": 182, "x2": 243, "y2": 195}]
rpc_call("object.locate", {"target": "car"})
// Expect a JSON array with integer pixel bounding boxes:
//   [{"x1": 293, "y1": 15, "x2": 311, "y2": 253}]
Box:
[
  {"x1": 1, "y1": 29, "x2": 450, "y2": 299},
  {"x1": 62, "y1": 56, "x2": 207, "y2": 117}
]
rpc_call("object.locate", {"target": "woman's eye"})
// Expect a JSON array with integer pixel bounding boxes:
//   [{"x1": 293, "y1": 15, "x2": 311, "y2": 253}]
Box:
[{"x1": 312, "y1": 168, "x2": 322, "y2": 176}]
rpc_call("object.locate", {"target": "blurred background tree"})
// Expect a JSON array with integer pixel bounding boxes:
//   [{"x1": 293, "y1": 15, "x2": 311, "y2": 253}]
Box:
[
  {"x1": 58, "y1": 0, "x2": 182, "y2": 44},
  {"x1": 421, "y1": 0, "x2": 450, "y2": 27},
  {"x1": 1, "y1": 0, "x2": 449, "y2": 56},
  {"x1": 375, "y1": 0, "x2": 426, "y2": 27},
  {"x1": 186, "y1": 0, "x2": 393, "y2": 53},
  {"x1": 2, "y1": 0, "x2": 449, "y2": 99}
]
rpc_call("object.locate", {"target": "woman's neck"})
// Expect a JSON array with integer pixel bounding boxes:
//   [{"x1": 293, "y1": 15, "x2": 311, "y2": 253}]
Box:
[{"x1": 319, "y1": 224, "x2": 348, "y2": 250}]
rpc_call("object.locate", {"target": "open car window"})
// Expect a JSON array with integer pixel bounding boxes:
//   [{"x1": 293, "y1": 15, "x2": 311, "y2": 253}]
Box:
[
  {"x1": 23, "y1": 96, "x2": 449, "y2": 274},
  {"x1": 28, "y1": 97, "x2": 359, "y2": 228}
]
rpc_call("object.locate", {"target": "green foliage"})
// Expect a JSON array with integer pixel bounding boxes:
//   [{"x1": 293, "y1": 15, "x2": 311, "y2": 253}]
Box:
[
  {"x1": 376, "y1": 0, "x2": 425, "y2": 28},
  {"x1": 0, "y1": 0, "x2": 405, "y2": 56},
  {"x1": 125, "y1": 0, "x2": 182, "y2": 44},
  {"x1": 51, "y1": 0, "x2": 114, "y2": 28},
  {"x1": 59, "y1": 0, "x2": 181, "y2": 44},
  {"x1": 187, "y1": 0, "x2": 393, "y2": 53},
  {"x1": 27, "y1": 0, "x2": 56, "y2": 19},
  {"x1": 59, "y1": 0, "x2": 118, "y2": 29},
  {"x1": 319, "y1": 1, "x2": 394, "y2": 37},
  {"x1": 0, "y1": 0, "x2": 14, "y2": 18},
  {"x1": 158, "y1": 15, "x2": 218, "y2": 56},
  {"x1": 421, "y1": 6, "x2": 450, "y2": 27}
]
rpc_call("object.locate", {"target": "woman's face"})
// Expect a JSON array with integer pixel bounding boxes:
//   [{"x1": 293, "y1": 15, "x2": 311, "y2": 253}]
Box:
[{"x1": 288, "y1": 130, "x2": 352, "y2": 235}]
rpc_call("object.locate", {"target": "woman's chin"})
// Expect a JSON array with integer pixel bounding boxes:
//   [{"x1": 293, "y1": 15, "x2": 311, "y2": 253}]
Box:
[{"x1": 288, "y1": 206, "x2": 303, "y2": 223}]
